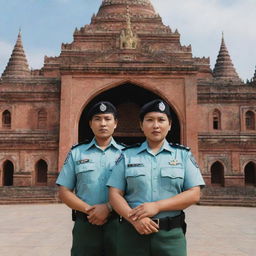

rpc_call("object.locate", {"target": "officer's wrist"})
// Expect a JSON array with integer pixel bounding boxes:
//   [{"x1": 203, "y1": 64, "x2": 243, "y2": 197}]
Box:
[{"x1": 106, "y1": 202, "x2": 113, "y2": 212}]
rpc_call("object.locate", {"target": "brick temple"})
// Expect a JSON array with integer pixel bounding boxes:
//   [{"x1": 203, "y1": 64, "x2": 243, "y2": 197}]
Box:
[{"x1": 0, "y1": 0, "x2": 255, "y2": 205}]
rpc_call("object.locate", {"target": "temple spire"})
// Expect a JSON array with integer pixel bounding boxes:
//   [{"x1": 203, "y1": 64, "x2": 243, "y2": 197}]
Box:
[
  {"x1": 2, "y1": 31, "x2": 30, "y2": 78},
  {"x1": 213, "y1": 33, "x2": 241, "y2": 81}
]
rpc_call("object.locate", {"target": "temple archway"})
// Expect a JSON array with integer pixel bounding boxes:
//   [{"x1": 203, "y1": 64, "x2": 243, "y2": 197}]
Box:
[
  {"x1": 3, "y1": 160, "x2": 14, "y2": 186},
  {"x1": 79, "y1": 83, "x2": 181, "y2": 145},
  {"x1": 35, "y1": 160, "x2": 48, "y2": 185},
  {"x1": 211, "y1": 161, "x2": 225, "y2": 186},
  {"x1": 244, "y1": 162, "x2": 256, "y2": 186}
]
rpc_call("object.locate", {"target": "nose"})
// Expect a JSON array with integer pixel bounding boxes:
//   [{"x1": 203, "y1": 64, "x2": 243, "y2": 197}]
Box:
[
  {"x1": 153, "y1": 120, "x2": 159, "y2": 128},
  {"x1": 100, "y1": 119, "x2": 107, "y2": 126}
]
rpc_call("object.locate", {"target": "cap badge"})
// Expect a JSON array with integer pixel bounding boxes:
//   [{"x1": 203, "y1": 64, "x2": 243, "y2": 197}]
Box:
[
  {"x1": 159, "y1": 102, "x2": 165, "y2": 111},
  {"x1": 100, "y1": 103, "x2": 107, "y2": 112}
]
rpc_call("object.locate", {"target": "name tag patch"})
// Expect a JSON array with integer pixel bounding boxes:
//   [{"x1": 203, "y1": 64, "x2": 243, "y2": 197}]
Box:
[
  {"x1": 127, "y1": 163, "x2": 144, "y2": 167},
  {"x1": 76, "y1": 159, "x2": 90, "y2": 165}
]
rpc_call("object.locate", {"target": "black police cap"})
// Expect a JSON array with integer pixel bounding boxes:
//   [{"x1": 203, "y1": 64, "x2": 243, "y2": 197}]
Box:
[
  {"x1": 139, "y1": 99, "x2": 172, "y2": 121},
  {"x1": 87, "y1": 101, "x2": 117, "y2": 120}
]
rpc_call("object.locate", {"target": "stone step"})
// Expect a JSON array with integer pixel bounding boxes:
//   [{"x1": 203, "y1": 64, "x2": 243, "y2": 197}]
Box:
[
  {"x1": 0, "y1": 197, "x2": 61, "y2": 205},
  {"x1": 0, "y1": 186, "x2": 58, "y2": 198},
  {"x1": 198, "y1": 200, "x2": 256, "y2": 207}
]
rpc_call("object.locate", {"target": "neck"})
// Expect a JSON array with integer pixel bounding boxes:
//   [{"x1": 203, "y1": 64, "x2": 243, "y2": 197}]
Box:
[
  {"x1": 147, "y1": 139, "x2": 165, "y2": 154},
  {"x1": 95, "y1": 136, "x2": 112, "y2": 150}
]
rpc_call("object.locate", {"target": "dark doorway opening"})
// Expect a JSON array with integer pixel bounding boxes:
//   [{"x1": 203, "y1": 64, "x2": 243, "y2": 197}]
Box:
[
  {"x1": 211, "y1": 161, "x2": 225, "y2": 186},
  {"x1": 36, "y1": 160, "x2": 48, "y2": 185},
  {"x1": 79, "y1": 83, "x2": 181, "y2": 145},
  {"x1": 3, "y1": 160, "x2": 14, "y2": 186},
  {"x1": 244, "y1": 162, "x2": 256, "y2": 186}
]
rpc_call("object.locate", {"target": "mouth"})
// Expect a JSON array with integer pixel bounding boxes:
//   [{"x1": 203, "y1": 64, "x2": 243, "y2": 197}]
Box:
[{"x1": 99, "y1": 129, "x2": 108, "y2": 132}]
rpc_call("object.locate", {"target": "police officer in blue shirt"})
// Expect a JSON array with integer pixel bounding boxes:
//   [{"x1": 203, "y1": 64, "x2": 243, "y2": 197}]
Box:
[
  {"x1": 107, "y1": 99, "x2": 205, "y2": 256},
  {"x1": 56, "y1": 101, "x2": 123, "y2": 256}
]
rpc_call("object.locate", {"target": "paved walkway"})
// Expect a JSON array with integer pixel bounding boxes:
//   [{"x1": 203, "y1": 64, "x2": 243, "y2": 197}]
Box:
[{"x1": 0, "y1": 204, "x2": 255, "y2": 256}]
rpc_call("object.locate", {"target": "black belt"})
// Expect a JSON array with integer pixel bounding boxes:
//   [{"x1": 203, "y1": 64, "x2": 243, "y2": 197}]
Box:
[
  {"x1": 121, "y1": 211, "x2": 187, "y2": 234},
  {"x1": 152, "y1": 211, "x2": 186, "y2": 233},
  {"x1": 72, "y1": 210, "x2": 119, "y2": 222}
]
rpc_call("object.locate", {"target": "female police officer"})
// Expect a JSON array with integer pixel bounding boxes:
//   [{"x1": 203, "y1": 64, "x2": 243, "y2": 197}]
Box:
[
  {"x1": 56, "y1": 101, "x2": 123, "y2": 256},
  {"x1": 107, "y1": 99, "x2": 205, "y2": 256}
]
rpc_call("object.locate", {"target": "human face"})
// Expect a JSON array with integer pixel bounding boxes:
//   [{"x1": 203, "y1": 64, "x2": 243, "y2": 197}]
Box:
[
  {"x1": 140, "y1": 112, "x2": 171, "y2": 143},
  {"x1": 89, "y1": 113, "x2": 117, "y2": 140}
]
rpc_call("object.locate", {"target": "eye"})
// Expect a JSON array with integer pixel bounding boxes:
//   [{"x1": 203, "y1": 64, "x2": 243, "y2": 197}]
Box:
[{"x1": 158, "y1": 116, "x2": 167, "y2": 122}]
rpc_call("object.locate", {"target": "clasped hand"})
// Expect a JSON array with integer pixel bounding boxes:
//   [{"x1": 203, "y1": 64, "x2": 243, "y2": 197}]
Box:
[
  {"x1": 128, "y1": 202, "x2": 159, "y2": 221},
  {"x1": 131, "y1": 217, "x2": 159, "y2": 235},
  {"x1": 86, "y1": 204, "x2": 110, "y2": 225},
  {"x1": 128, "y1": 202, "x2": 160, "y2": 235}
]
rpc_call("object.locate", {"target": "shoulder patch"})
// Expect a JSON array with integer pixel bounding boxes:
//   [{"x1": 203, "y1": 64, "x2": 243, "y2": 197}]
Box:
[
  {"x1": 115, "y1": 153, "x2": 124, "y2": 164},
  {"x1": 64, "y1": 151, "x2": 72, "y2": 165},
  {"x1": 122, "y1": 143, "x2": 142, "y2": 151},
  {"x1": 71, "y1": 139, "x2": 90, "y2": 150},
  {"x1": 190, "y1": 154, "x2": 199, "y2": 168},
  {"x1": 170, "y1": 143, "x2": 190, "y2": 151}
]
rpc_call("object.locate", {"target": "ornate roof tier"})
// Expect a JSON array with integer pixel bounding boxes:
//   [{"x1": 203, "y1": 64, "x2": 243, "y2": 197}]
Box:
[
  {"x1": 2, "y1": 31, "x2": 30, "y2": 78},
  {"x1": 74, "y1": 0, "x2": 170, "y2": 35}
]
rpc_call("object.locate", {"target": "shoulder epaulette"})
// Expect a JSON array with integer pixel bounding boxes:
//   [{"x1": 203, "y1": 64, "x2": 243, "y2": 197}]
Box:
[
  {"x1": 117, "y1": 142, "x2": 127, "y2": 147},
  {"x1": 122, "y1": 143, "x2": 142, "y2": 151},
  {"x1": 71, "y1": 139, "x2": 90, "y2": 150},
  {"x1": 170, "y1": 143, "x2": 190, "y2": 151}
]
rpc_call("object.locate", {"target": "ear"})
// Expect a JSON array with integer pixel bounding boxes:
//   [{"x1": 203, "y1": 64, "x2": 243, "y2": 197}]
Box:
[
  {"x1": 168, "y1": 120, "x2": 172, "y2": 131},
  {"x1": 139, "y1": 121, "x2": 144, "y2": 132},
  {"x1": 114, "y1": 119, "x2": 118, "y2": 129}
]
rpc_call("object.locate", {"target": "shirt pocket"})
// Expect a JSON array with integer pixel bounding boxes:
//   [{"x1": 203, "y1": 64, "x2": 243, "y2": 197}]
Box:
[
  {"x1": 76, "y1": 163, "x2": 97, "y2": 184},
  {"x1": 125, "y1": 168, "x2": 147, "y2": 190},
  {"x1": 160, "y1": 167, "x2": 184, "y2": 192}
]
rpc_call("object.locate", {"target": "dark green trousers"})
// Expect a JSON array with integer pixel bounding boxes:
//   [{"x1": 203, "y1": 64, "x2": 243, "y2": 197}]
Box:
[
  {"x1": 71, "y1": 217, "x2": 118, "y2": 256},
  {"x1": 117, "y1": 220, "x2": 187, "y2": 256}
]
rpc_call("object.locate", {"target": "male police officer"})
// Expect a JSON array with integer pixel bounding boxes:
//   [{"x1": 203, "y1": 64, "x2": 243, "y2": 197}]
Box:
[{"x1": 56, "y1": 101, "x2": 123, "y2": 256}]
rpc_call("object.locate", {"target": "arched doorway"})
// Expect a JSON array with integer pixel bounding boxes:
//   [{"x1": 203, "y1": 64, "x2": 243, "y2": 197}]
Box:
[
  {"x1": 36, "y1": 160, "x2": 48, "y2": 185},
  {"x1": 3, "y1": 160, "x2": 14, "y2": 186},
  {"x1": 244, "y1": 162, "x2": 256, "y2": 186},
  {"x1": 211, "y1": 161, "x2": 224, "y2": 186},
  {"x1": 79, "y1": 83, "x2": 181, "y2": 145}
]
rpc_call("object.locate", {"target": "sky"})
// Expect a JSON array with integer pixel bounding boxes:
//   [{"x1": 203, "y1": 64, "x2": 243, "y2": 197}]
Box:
[{"x1": 0, "y1": 0, "x2": 255, "y2": 81}]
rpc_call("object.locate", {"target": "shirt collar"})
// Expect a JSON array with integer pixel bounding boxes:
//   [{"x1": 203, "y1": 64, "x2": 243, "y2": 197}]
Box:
[
  {"x1": 85, "y1": 137, "x2": 120, "y2": 151},
  {"x1": 136, "y1": 139, "x2": 175, "y2": 155}
]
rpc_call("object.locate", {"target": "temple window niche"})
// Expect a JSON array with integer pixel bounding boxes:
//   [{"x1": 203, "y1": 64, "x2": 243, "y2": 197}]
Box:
[
  {"x1": 2, "y1": 110, "x2": 11, "y2": 129},
  {"x1": 37, "y1": 109, "x2": 47, "y2": 129},
  {"x1": 213, "y1": 109, "x2": 221, "y2": 130},
  {"x1": 245, "y1": 111, "x2": 255, "y2": 130}
]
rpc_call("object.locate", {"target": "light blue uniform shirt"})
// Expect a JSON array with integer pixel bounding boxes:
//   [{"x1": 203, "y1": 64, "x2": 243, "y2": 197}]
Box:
[
  {"x1": 56, "y1": 138, "x2": 123, "y2": 205},
  {"x1": 107, "y1": 140, "x2": 205, "y2": 218}
]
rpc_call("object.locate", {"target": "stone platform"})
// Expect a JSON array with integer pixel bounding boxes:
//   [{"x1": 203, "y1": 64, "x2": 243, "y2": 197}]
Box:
[{"x1": 0, "y1": 204, "x2": 255, "y2": 256}]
